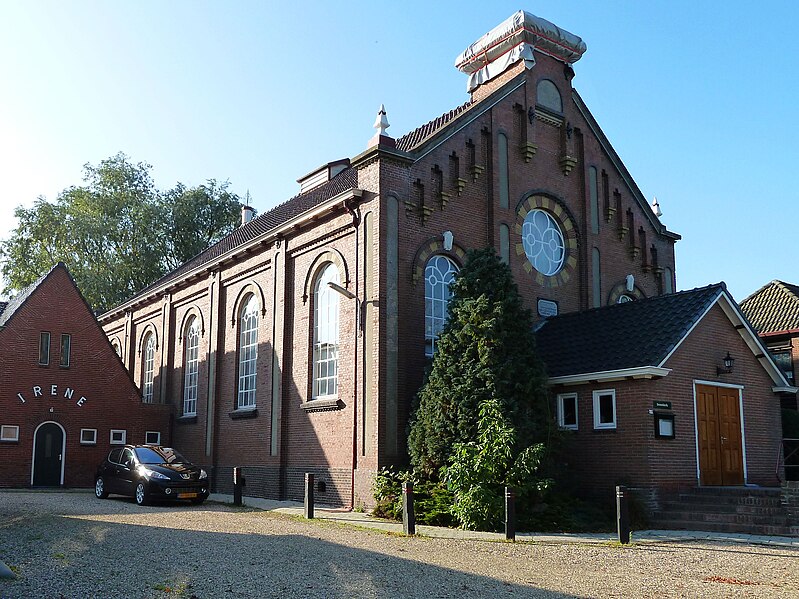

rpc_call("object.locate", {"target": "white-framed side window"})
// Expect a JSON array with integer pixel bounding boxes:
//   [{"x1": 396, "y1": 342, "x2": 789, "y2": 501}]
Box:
[
  {"x1": 1, "y1": 425, "x2": 19, "y2": 442},
  {"x1": 237, "y1": 295, "x2": 259, "y2": 409},
  {"x1": 424, "y1": 255, "x2": 458, "y2": 357},
  {"x1": 142, "y1": 334, "x2": 155, "y2": 403},
  {"x1": 556, "y1": 393, "x2": 578, "y2": 430},
  {"x1": 145, "y1": 431, "x2": 161, "y2": 445},
  {"x1": 110, "y1": 429, "x2": 127, "y2": 445},
  {"x1": 592, "y1": 389, "x2": 617, "y2": 430},
  {"x1": 312, "y1": 263, "x2": 340, "y2": 399},
  {"x1": 183, "y1": 316, "x2": 200, "y2": 416},
  {"x1": 80, "y1": 429, "x2": 97, "y2": 445}
]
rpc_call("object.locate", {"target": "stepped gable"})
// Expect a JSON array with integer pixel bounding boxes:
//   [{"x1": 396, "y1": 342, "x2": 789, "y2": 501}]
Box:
[
  {"x1": 536, "y1": 284, "x2": 724, "y2": 377},
  {"x1": 0, "y1": 268, "x2": 53, "y2": 328},
  {"x1": 130, "y1": 167, "x2": 358, "y2": 301},
  {"x1": 739, "y1": 280, "x2": 799, "y2": 335},
  {"x1": 395, "y1": 101, "x2": 473, "y2": 152}
]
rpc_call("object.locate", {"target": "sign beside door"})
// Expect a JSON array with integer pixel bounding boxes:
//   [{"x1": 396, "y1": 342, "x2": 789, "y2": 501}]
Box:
[{"x1": 695, "y1": 384, "x2": 744, "y2": 486}]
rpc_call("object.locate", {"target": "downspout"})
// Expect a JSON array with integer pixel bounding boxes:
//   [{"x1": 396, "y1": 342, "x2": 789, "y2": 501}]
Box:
[{"x1": 346, "y1": 201, "x2": 362, "y2": 509}]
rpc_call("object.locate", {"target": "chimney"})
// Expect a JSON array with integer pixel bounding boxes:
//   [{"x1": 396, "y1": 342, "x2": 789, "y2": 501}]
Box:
[{"x1": 241, "y1": 205, "x2": 254, "y2": 226}]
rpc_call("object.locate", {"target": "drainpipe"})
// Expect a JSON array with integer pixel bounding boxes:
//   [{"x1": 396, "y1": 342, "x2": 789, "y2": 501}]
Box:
[{"x1": 346, "y1": 201, "x2": 361, "y2": 509}]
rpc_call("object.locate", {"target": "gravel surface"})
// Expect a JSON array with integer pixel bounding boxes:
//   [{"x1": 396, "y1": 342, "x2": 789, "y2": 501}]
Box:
[{"x1": 1, "y1": 491, "x2": 797, "y2": 598}]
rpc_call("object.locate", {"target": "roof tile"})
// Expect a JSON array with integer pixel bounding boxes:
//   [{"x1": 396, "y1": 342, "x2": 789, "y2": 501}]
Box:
[{"x1": 739, "y1": 280, "x2": 799, "y2": 334}]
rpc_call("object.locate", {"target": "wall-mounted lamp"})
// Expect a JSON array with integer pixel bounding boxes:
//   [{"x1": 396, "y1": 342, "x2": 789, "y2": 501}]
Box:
[
  {"x1": 716, "y1": 352, "x2": 735, "y2": 375},
  {"x1": 328, "y1": 281, "x2": 362, "y2": 330}
]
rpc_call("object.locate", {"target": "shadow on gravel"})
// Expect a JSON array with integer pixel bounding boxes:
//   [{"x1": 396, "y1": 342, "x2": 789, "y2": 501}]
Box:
[
  {"x1": 630, "y1": 542, "x2": 799, "y2": 560},
  {"x1": 0, "y1": 499, "x2": 576, "y2": 599}
]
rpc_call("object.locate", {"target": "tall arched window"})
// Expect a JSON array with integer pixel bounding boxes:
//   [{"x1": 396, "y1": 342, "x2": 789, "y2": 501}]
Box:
[
  {"x1": 183, "y1": 316, "x2": 200, "y2": 416},
  {"x1": 425, "y1": 255, "x2": 458, "y2": 357},
  {"x1": 237, "y1": 295, "x2": 259, "y2": 409},
  {"x1": 142, "y1": 334, "x2": 155, "y2": 403},
  {"x1": 313, "y1": 264, "x2": 340, "y2": 398}
]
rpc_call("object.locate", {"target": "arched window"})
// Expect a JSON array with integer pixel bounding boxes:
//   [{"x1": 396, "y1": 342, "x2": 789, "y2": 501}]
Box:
[
  {"x1": 537, "y1": 79, "x2": 562, "y2": 113},
  {"x1": 237, "y1": 295, "x2": 259, "y2": 409},
  {"x1": 142, "y1": 334, "x2": 155, "y2": 403},
  {"x1": 183, "y1": 316, "x2": 200, "y2": 416},
  {"x1": 313, "y1": 264, "x2": 340, "y2": 398},
  {"x1": 111, "y1": 338, "x2": 121, "y2": 357},
  {"x1": 522, "y1": 209, "x2": 565, "y2": 276},
  {"x1": 425, "y1": 255, "x2": 458, "y2": 357}
]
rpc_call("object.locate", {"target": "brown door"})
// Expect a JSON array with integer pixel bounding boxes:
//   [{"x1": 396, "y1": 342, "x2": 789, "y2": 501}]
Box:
[{"x1": 696, "y1": 384, "x2": 744, "y2": 486}]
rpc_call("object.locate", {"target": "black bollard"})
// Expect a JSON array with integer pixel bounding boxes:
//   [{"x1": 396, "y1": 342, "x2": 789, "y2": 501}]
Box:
[
  {"x1": 304, "y1": 473, "x2": 315, "y2": 519},
  {"x1": 233, "y1": 467, "x2": 243, "y2": 506},
  {"x1": 402, "y1": 482, "x2": 416, "y2": 535},
  {"x1": 505, "y1": 486, "x2": 516, "y2": 541},
  {"x1": 616, "y1": 485, "x2": 630, "y2": 544}
]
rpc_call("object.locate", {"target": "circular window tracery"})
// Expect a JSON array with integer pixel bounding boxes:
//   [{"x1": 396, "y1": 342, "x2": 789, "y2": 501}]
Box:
[{"x1": 522, "y1": 209, "x2": 565, "y2": 276}]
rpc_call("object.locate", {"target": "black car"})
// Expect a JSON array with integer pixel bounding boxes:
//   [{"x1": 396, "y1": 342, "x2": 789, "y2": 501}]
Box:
[{"x1": 95, "y1": 445, "x2": 209, "y2": 506}]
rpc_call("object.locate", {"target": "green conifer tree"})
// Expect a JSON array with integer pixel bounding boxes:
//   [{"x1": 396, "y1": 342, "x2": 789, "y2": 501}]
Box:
[{"x1": 408, "y1": 248, "x2": 550, "y2": 478}]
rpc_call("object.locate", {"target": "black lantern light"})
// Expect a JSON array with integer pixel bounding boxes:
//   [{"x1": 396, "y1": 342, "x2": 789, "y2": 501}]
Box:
[{"x1": 717, "y1": 352, "x2": 734, "y2": 375}]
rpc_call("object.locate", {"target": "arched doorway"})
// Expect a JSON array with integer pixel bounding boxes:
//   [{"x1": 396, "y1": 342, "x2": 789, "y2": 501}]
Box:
[{"x1": 32, "y1": 422, "x2": 65, "y2": 487}]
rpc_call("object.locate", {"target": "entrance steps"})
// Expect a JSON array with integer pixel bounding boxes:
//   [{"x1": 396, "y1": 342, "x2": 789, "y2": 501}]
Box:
[{"x1": 650, "y1": 487, "x2": 799, "y2": 537}]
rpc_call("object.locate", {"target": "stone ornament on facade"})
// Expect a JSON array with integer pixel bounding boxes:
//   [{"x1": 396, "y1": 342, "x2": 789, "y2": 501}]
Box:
[{"x1": 515, "y1": 194, "x2": 578, "y2": 288}]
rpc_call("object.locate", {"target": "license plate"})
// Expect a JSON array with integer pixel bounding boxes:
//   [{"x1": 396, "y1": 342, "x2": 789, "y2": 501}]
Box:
[{"x1": 177, "y1": 492, "x2": 198, "y2": 499}]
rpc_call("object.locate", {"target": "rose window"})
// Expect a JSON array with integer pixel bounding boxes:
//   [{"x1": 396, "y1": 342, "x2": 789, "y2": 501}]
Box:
[{"x1": 522, "y1": 209, "x2": 565, "y2": 276}]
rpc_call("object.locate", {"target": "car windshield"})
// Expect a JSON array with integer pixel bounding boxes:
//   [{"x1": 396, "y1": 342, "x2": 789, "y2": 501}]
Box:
[{"x1": 134, "y1": 447, "x2": 189, "y2": 465}]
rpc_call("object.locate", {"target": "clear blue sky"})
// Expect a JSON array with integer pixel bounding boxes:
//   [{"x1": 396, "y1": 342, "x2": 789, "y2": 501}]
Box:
[{"x1": 1, "y1": 1, "x2": 797, "y2": 302}]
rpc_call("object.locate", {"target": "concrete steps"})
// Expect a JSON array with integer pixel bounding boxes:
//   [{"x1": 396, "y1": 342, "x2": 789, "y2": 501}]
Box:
[{"x1": 651, "y1": 487, "x2": 799, "y2": 537}]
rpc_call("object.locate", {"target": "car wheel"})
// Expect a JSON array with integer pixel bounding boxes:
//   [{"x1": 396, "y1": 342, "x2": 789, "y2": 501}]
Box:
[
  {"x1": 94, "y1": 477, "x2": 109, "y2": 499},
  {"x1": 135, "y1": 481, "x2": 149, "y2": 506}
]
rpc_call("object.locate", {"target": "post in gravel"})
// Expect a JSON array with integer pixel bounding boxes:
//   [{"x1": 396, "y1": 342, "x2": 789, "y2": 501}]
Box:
[
  {"x1": 402, "y1": 481, "x2": 416, "y2": 535},
  {"x1": 304, "y1": 472, "x2": 314, "y2": 519},
  {"x1": 616, "y1": 485, "x2": 630, "y2": 544},
  {"x1": 233, "y1": 467, "x2": 244, "y2": 506},
  {"x1": 505, "y1": 486, "x2": 516, "y2": 541}
]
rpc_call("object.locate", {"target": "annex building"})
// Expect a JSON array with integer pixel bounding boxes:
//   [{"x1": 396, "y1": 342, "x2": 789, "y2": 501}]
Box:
[
  {"x1": 95, "y1": 11, "x2": 794, "y2": 509},
  {"x1": 0, "y1": 264, "x2": 171, "y2": 488}
]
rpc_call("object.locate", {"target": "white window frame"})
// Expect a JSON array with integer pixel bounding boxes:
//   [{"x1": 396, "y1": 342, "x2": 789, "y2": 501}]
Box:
[
  {"x1": 145, "y1": 431, "x2": 161, "y2": 445},
  {"x1": 237, "y1": 295, "x2": 259, "y2": 409},
  {"x1": 592, "y1": 389, "x2": 617, "y2": 430},
  {"x1": 556, "y1": 393, "x2": 578, "y2": 430},
  {"x1": 424, "y1": 255, "x2": 458, "y2": 358},
  {"x1": 110, "y1": 429, "x2": 127, "y2": 445},
  {"x1": 142, "y1": 334, "x2": 155, "y2": 403},
  {"x1": 1, "y1": 425, "x2": 19, "y2": 442},
  {"x1": 39, "y1": 331, "x2": 51, "y2": 366},
  {"x1": 312, "y1": 264, "x2": 340, "y2": 399},
  {"x1": 60, "y1": 333, "x2": 71, "y2": 367},
  {"x1": 80, "y1": 428, "x2": 97, "y2": 445},
  {"x1": 183, "y1": 317, "x2": 200, "y2": 416}
]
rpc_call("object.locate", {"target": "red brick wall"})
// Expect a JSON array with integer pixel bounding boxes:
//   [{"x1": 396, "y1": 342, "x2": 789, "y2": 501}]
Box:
[{"x1": 0, "y1": 265, "x2": 171, "y2": 488}]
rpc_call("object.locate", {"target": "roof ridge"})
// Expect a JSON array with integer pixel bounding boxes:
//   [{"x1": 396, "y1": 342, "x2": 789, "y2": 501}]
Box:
[{"x1": 395, "y1": 100, "x2": 474, "y2": 152}]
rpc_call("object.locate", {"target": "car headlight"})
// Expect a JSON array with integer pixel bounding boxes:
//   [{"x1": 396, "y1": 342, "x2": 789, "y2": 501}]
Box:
[
  {"x1": 140, "y1": 467, "x2": 169, "y2": 480},
  {"x1": 199, "y1": 469, "x2": 208, "y2": 480}
]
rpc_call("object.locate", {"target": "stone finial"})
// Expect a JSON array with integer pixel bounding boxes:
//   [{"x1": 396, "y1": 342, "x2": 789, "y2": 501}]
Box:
[
  {"x1": 373, "y1": 104, "x2": 389, "y2": 136},
  {"x1": 651, "y1": 196, "x2": 662, "y2": 217}
]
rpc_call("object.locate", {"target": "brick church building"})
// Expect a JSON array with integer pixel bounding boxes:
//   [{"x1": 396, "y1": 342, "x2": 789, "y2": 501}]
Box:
[{"x1": 96, "y1": 11, "x2": 794, "y2": 508}]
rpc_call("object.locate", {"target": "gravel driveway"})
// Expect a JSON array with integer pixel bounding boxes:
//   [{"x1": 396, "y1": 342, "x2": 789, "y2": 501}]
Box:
[{"x1": 1, "y1": 491, "x2": 797, "y2": 598}]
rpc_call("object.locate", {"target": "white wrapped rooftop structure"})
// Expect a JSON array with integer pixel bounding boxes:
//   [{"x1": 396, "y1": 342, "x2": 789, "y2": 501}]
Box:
[{"x1": 455, "y1": 10, "x2": 587, "y2": 92}]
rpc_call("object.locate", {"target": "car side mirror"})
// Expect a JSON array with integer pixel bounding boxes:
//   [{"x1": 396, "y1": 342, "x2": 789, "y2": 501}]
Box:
[{"x1": 124, "y1": 459, "x2": 133, "y2": 469}]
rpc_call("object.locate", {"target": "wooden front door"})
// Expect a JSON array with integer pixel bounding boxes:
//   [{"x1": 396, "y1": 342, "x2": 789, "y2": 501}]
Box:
[
  {"x1": 32, "y1": 423, "x2": 64, "y2": 486},
  {"x1": 696, "y1": 384, "x2": 744, "y2": 486}
]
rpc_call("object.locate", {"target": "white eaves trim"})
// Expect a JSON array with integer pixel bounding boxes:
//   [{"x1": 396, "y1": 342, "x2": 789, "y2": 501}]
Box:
[
  {"x1": 548, "y1": 366, "x2": 672, "y2": 386},
  {"x1": 100, "y1": 187, "x2": 364, "y2": 320}
]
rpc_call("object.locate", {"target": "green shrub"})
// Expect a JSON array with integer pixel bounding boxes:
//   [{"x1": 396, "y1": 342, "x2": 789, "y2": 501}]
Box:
[{"x1": 371, "y1": 467, "x2": 457, "y2": 527}]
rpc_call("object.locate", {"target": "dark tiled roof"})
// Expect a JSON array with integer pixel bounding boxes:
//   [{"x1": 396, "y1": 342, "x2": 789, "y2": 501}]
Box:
[
  {"x1": 396, "y1": 101, "x2": 473, "y2": 152},
  {"x1": 536, "y1": 284, "x2": 724, "y2": 378},
  {"x1": 128, "y1": 168, "x2": 359, "y2": 302},
  {"x1": 739, "y1": 280, "x2": 799, "y2": 334},
  {"x1": 0, "y1": 267, "x2": 55, "y2": 327}
]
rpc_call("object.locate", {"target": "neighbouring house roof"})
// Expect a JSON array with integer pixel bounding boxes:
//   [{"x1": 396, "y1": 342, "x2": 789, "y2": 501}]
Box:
[
  {"x1": 0, "y1": 268, "x2": 52, "y2": 328},
  {"x1": 104, "y1": 167, "x2": 359, "y2": 314},
  {"x1": 739, "y1": 280, "x2": 799, "y2": 335},
  {"x1": 535, "y1": 283, "x2": 795, "y2": 391}
]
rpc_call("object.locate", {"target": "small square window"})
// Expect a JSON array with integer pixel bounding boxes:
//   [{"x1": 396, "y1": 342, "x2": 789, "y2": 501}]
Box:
[
  {"x1": 556, "y1": 393, "x2": 578, "y2": 430},
  {"x1": 1, "y1": 425, "x2": 19, "y2": 442},
  {"x1": 60, "y1": 334, "x2": 71, "y2": 367},
  {"x1": 80, "y1": 429, "x2": 97, "y2": 445},
  {"x1": 145, "y1": 431, "x2": 161, "y2": 445},
  {"x1": 654, "y1": 413, "x2": 675, "y2": 439},
  {"x1": 592, "y1": 389, "x2": 617, "y2": 430},
  {"x1": 110, "y1": 429, "x2": 126, "y2": 445},
  {"x1": 39, "y1": 332, "x2": 51, "y2": 365}
]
